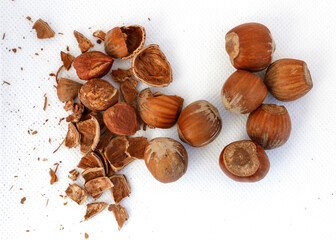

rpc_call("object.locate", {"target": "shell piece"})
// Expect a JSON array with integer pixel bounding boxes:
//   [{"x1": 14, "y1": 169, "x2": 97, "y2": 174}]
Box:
[
  {"x1": 137, "y1": 88, "x2": 183, "y2": 129},
  {"x1": 84, "y1": 177, "x2": 113, "y2": 197},
  {"x1": 132, "y1": 44, "x2": 172, "y2": 87},
  {"x1": 82, "y1": 167, "x2": 106, "y2": 182},
  {"x1": 65, "y1": 184, "x2": 88, "y2": 205},
  {"x1": 221, "y1": 70, "x2": 267, "y2": 114},
  {"x1": 32, "y1": 19, "x2": 55, "y2": 39},
  {"x1": 56, "y1": 78, "x2": 82, "y2": 102},
  {"x1": 78, "y1": 79, "x2": 119, "y2": 111},
  {"x1": 144, "y1": 137, "x2": 188, "y2": 183},
  {"x1": 246, "y1": 104, "x2": 291, "y2": 149},
  {"x1": 177, "y1": 100, "x2": 222, "y2": 147},
  {"x1": 103, "y1": 102, "x2": 138, "y2": 136},
  {"x1": 219, "y1": 140, "x2": 270, "y2": 182},
  {"x1": 76, "y1": 117, "x2": 100, "y2": 154},
  {"x1": 108, "y1": 204, "x2": 129, "y2": 230},
  {"x1": 127, "y1": 137, "x2": 148, "y2": 159},
  {"x1": 93, "y1": 30, "x2": 106, "y2": 40},
  {"x1": 74, "y1": 30, "x2": 94, "y2": 53},
  {"x1": 64, "y1": 123, "x2": 81, "y2": 148},
  {"x1": 103, "y1": 136, "x2": 134, "y2": 172},
  {"x1": 225, "y1": 23, "x2": 275, "y2": 71},
  {"x1": 111, "y1": 68, "x2": 133, "y2": 83},
  {"x1": 60, "y1": 51, "x2": 74, "y2": 70},
  {"x1": 78, "y1": 152, "x2": 105, "y2": 169},
  {"x1": 105, "y1": 25, "x2": 146, "y2": 60},
  {"x1": 264, "y1": 58, "x2": 313, "y2": 101},
  {"x1": 120, "y1": 78, "x2": 138, "y2": 107},
  {"x1": 84, "y1": 202, "x2": 108, "y2": 220},
  {"x1": 96, "y1": 128, "x2": 114, "y2": 151},
  {"x1": 80, "y1": 111, "x2": 104, "y2": 129},
  {"x1": 66, "y1": 103, "x2": 85, "y2": 123},
  {"x1": 109, "y1": 175, "x2": 131, "y2": 205}
]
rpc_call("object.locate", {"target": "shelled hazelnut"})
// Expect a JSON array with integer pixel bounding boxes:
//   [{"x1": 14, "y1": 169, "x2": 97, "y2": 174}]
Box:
[
  {"x1": 144, "y1": 138, "x2": 188, "y2": 183},
  {"x1": 225, "y1": 22, "x2": 275, "y2": 71},
  {"x1": 246, "y1": 104, "x2": 291, "y2": 149},
  {"x1": 219, "y1": 140, "x2": 270, "y2": 182},
  {"x1": 221, "y1": 70, "x2": 267, "y2": 114},
  {"x1": 177, "y1": 100, "x2": 222, "y2": 147},
  {"x1": 264, "y1": 58, "x2": 313, "y2": 101}
]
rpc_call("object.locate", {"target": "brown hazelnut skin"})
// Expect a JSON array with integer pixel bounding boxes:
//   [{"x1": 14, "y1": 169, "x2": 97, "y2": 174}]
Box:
[
  {"x1": 78, "y1": 79, "x2": 119, "y2": 111},
  {"x1": 144, "y1": 137, "x2": 188, "y2": 183},
  {"x1": 246, "y1": 104, "x2": 291, "y2": 150},
  {"x1": 264, "y1": 58, "x2": 313, "y2": 101},
  {"x1": 225, "y1": 23, "x2": 275, "y2": 72},
  {"x1": 103, "y1": 102, "x2": 137, "y2": 136},
  {"x1": 221, "y1": 70, "x2": 267, "y2": 114},
  {"x1": 177, "y1": 100, "x2": 222, "y2": 147},
  {"x1": 219, "y1": 140, "x2": 270, "y2": 182}
]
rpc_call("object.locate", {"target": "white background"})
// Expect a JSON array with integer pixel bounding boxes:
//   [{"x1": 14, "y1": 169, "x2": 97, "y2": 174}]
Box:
[{"x1": 1, "y1": 0, "x2": 336, "y2": 239}]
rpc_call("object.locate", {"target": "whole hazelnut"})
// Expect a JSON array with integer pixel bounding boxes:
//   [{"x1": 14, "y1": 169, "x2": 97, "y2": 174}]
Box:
[
  {"x1": 103, "y1": 102, "x2": 137, "y2": 136},
  {"x1": 177, "y1": 100, "x2": 222, "y2": 147},
  {"x1": 137, "y1": 88, "x2": 183, "y2": 129},
  {"x1": 246, "y1": 104, "x2": 291, "y2": 150},
  {"x1": 104, "y1": 25, "x2": 146, "y2": 60},
  {"x1": 78, "y1": 79, "x2": 119, "y2": 111},
  {"x1": 225, "y1": 23, "x2": 275, "y2": 71},
  {"x1": 132, "y1": 44, "x2": 172, "y2": 87},
  {"x1": 221, "y1": 70, "x2": 267, "y2": 114},
  {"x1": 264, "y1": 58, "x2": 313, "y2": 101},
  {"x1": 219, "y1": 140, "x2": 270, "y2": 182},
  {"x1": 73, "y1": 51, "x2": 114, "y2": 80},
  {"x1": 144, "y1": 137, "x2": 188, "y2": 183}
]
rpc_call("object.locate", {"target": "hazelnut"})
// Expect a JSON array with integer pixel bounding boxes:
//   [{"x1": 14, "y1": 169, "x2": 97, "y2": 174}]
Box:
[
  {"x1": 177, "y1": 100, "x2": 222, "y2": 147},
  {"x1": 219, "y1": 140, "x2": 270, "y2": 182},
  {"x1": 225, "y1": 23, "x2": 275, "y2": 71},
  {"x1": 104, "y1": 25, "x2": 146, "y2": 60},
  {"x1": 78, "y1": 78, "x2": 119, "y2": 111},
  {"x1": 132, "y1": 44, "x2": 172, "y2": 87},
  {"x1": 264, "y1": 58, "x2": 313, "y2": 101},
  {"x1": 103, "y1": 102, "x2": 137, "y2": 136},
  {"x1": 144, "y1": 137, "x2": 188, "y2": 183},
  {"x1": 73, "y1": 51, "x2": 114, "y2": 80},
  {"x1": 246, "y1": 104, "x2": 291, "y2": 149},
  {"x1": 137, "y1": 88, "x2": 183, "y2": 129},
  {"x1": 221, "y1": 70, "x2": 267, "y2": 114}
]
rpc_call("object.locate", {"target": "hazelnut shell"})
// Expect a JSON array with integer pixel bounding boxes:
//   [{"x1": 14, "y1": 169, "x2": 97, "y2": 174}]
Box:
[
  {"x1": 137, "y1": 88, "x2": 183, "y2": 129},
  {"x1": 264, "y1": 58, "x2": 313, "y2": 101},
  {"x1": 144, "y1": 137, "x2": 188, "y2": 183},
  {"x1": 177, "y1": 100, "x2": 222, "y2": 147},
  {"x1": 246, "y1": 104, "x2": 291, "y2": 149},
  {"x1": 221, "y1": 70, "x2": 267, "y2": 114},
  {"x1": 132, "y1": 44, "x2": 172, "y2": 87},
  {"x1": 57, "y1": 78, "x2": 82, "y2": 102}
]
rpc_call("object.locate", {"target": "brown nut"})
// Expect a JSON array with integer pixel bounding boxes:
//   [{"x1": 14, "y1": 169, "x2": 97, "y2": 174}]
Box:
[
  {"x1": 264, "y1": 58, "x2": 313, "y2": 101},
  {"x1": 144, "y1": 137, "x2": 188, "y2": 183},
  {"x1": 56, "y1": 78, "x2": 82, "y2": 102},
  {"x1": 177, "y1": 100, "x2": 222, "y2": 147},
  {"x1": 103, "y1": 102, "x2": 137, "y2": 136},
  {"x1": 104, "y1": 25, "x2": 146, "y2": 60},
  {"x1": 137, "y1": 88, "x2": 183, "y2": 129},
  {"x1": 246, "y1": 104, "x2": 291, "y2": 149},
  {"x1": 132, "y1": 44, "x2": 172, "y2": 87},
  {"x1": 73, "y1": 51, "x2": 114, "y2": 80},
  {"x1": 219, "y1": 140, "x2": 270, "y2": 182},
  {"x1": 225, "y1": 23, "x2": 275, "y2": 71},
  {"x1": 78, "y1": 79, "x2": 119, "y2": 111},
  {"x1": 221, "y1": 70, "x2": 267, "y2": 114}
]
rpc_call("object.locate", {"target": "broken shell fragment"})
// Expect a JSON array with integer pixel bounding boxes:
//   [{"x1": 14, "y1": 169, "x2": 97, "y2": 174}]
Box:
[
  {"x1": 64, "y1": 123, "x2": 81, "y2": 148},
  {"x1": 65, "y1": 184, "x2": 88, "y2": 205},
  {"x1": 74, "y1": 30, "x2": 94, "y2": 53},
  {"x1": 66, "y1": 103, "x2": 85, "y2": 123},
  {"x1": 108, "y1": 204, "x2": 129, "y2": 230},
  {"x1": 105, "y1": 25, "x2": 146, "y2": 60},
  {"x1": 78, "y1": 78, "x2": 119, "y2": 111},
  {"x1": 56, "y1": 78, "x2": 82, "y2": 102},
  {"x1": 32, "y1": 19, "x2": 55, "y2": 39},
  {"x1": 76, "y1": 117, "x2": 100, "y2": 154},
  {"x1": 127, "y1": 137, "x2": 148, "y2": 159},
  {"x1": 60, "y1": 51, "x2": 74, "y2": 70},
  {"x1": 111, "y1": 68, "x2": 133, "y2": 83},
  {"x1": 84, "y1": 202, "x2": 108, "y2": 220},
  {"x1": 84, "y1": 176, "x2": 113, "y2": 197},
  {"x1": 132, "y1": 44, "x2": 172, "y2": 87},
  {"x1": 78, "y1": 152, "x2": 104, "y2": 170},
  {"x1": 109, "y1": 175, "x2": 131, "y2": 205},
  {"x1": 82, "y1": 167, "x2": 105, "y2": 182}
]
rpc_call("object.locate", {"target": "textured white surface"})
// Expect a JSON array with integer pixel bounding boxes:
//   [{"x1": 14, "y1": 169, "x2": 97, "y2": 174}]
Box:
[{"x1": 1, "y1": 0, "x2": 336, "y2": 239}]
